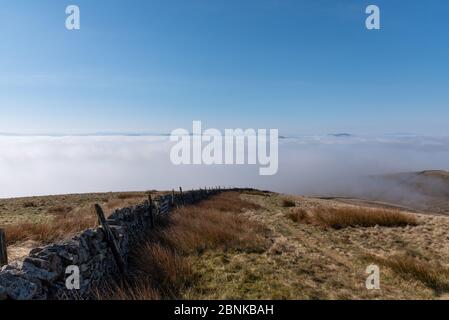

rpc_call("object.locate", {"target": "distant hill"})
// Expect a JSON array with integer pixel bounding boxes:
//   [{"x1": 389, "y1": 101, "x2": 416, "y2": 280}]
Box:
[
  {"x1": 418, "y1": 170, "x2": 449, "y2": 180},
  {"x1": 328, "y1": 133, "x2": 353, "y2": 137},
  {"x1": 382, "y1": 170, "x2": 449, "y2": 198},
  {"x1": 361, "y1": 170, "x2": 449, "y2": 215}
]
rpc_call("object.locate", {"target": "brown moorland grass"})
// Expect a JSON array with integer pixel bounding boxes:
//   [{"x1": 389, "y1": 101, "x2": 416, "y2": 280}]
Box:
[
  {"x1": 194, "y1": 192, "x2": 261, "y2": 213},
  {"x1": 100, "y1": 192, "x2": 267, "y2": 300},
  {"x1": 368, "y1": 254, "x2": 449, "y2": 293},
  {"x1": 100, "y1": 280, "x2": 161, "y2": 300},
  {"x1": 288, "y1": 206, "x2": 419, "y2": 229},
  {"x1": 116, "y1": 193, "x2": 144, "y2": 200},
  {"x1": 47, "y1": 205, "x2": 73, "y2": 214},
  {"x1": 2, "y1": 194, "x2": 147, "y2": 247},
  {"x1": 281, "y1": 199, "x2": 296, "y2": 207},
  {"x1": 0, "y1": 191, "x2": 150, "y2": 226},
  {"x1": 22, "y1": 201, "x2": 37, "y2": 208},
  {"x1": 3, "y1": 207, "x2": 98, "y2": 246}
]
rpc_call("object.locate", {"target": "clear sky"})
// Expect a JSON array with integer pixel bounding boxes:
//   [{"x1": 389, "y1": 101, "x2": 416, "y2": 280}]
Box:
[{"x1": 0, "y1": 0, "x2": 448, "y2": 135}]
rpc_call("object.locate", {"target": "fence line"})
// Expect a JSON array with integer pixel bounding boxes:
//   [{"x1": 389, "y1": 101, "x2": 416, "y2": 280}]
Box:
[{"x1": 0, "y1": 186, "x2": 228, "y2": 300}]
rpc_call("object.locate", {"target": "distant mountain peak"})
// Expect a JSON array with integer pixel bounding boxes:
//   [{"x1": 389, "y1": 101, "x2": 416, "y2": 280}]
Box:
[{"x1": 328, "y1": 133, "x2": 353, "y2": 137}]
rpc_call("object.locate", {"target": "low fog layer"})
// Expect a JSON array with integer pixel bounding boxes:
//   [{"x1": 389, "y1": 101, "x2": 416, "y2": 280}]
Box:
[{"x1": 1, "y1": 135, "x2": 448, "y2": 201}]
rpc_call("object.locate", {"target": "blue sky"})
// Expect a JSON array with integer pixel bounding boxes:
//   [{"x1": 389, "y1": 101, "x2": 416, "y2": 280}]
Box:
[{"x1": 0, "y1": 0, "x2": 448, "y2": 135}]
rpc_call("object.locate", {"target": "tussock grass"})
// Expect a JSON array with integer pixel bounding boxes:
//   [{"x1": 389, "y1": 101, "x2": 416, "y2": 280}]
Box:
[
  {"x1": 158, "y1": 207, "x2": 266, "y2": 255},
  {"x1": 288, "y1": 206, "x2": 418, "y2": 229},
  {"x1": 100, "y1": 281, "x2": 161, "y2": 300},
  {"x1": 195, "y1": 191, "x2": 261, "y2": 213},
  {"x1": 368, "y1": 254, "x2": 449, "y2": 293},
  {"x1": 287, "y1": 207, "x2": 309, "y2": 223},
  {"x1": 0, "y1": 191, "x2": 149, "y2": 226},
  {"x1": 281, "y1": 199, "x2": 296, "y2": 207},
  {"x1": 3, "y1": 207, "x2": 98, "y2": 246},
  {"x1": 116, "y1": 193, "x2": 143, "y2": 200},
  {"x1": 2, "y1": 194, "x2": 148, "y2": 246},
  {"x1": 100, "y1": 192, "x2": 266, "y2": 300},
  {"x1": 22, "y1": 201, "x2": 37, "y2": 208},
  {"x1": 47, "y1": 205, "x2": 73, "y2": 214},
  {"x1": 105, "y1": 196, "x2": 148, "y2": 212}
]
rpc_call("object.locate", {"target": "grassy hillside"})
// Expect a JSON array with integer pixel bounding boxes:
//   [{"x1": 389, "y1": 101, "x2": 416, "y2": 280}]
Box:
[
  {"x1": 0, "y1": 191, "x2": 152, "y2": 261},
  {"x1": 101, "y1": 191, "x2": 449, "y2": 300},
  {"x1": 384, "y1": 170, "x2": 449, "y2": 198},
  {"x1": 2, "y1": 188, "x2": 449, "y2": 299},
  {"x1": 0, "y1": 192, "x2": 152, "y2": 226},
  {"x1": 356, "y1": 170, "x2": 449, "y2": 215}
]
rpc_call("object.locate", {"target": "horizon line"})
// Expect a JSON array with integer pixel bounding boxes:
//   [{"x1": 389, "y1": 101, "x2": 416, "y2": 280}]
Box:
[{"x1": 0, "y1": 132, "x2": 445, "y2": 138}]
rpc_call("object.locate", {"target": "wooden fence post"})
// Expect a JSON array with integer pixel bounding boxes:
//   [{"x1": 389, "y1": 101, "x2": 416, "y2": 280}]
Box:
[
  {"x1": 179, "y1": 187, "x2": 184, "y2": 205},
  {"x1": 148, "y1": 194, "x2": 155, "y2": 229},
  {"x1": 94, "y1": 204, "x2": 126, "y2": 274},
  {"x1": 172, "y1": 189, "x2": 175, "y2": 206},
  {"x1": 0, "y1": 228, "x2": 7, "y2": 267}
]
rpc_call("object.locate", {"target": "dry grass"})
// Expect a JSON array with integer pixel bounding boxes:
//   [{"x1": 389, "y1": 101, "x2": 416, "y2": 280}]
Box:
[
  {"x1": 100, "y1": 243, "x2": 190, "y2": 300},
  {"x1": 104, "y1": 197, "x2": 146, "y2": 212},
  {"x1": 288, "y1": 206, "x2": 419, "y2": 229},
  {"x1": 101, "y1": 191, "x2": 449, "y2": 300},
  {"x1": 281, "y1": 199, "x2": 296, "y2": 207},
  {"x1": 116, "y1": 193, "x2": 144, "y2": 200},
  {"x1": 3, "y1": 207, "x2": 98, "y2": 246},
  {"x1": 287, "y1": 207, "x2": 309, "y2": 223},
  {"x1": 6, "y1": 189, "x2": 446, "y2": 300},
  {"x1": 22, "y1": 201, "x2": 37, "y2": 208},
  {"x1": 47, "y1": 205, "x2": 73, "y2": 214},
  {"x1": 0, "y1": 191, "x2": 150, "y2": 226},
  {"x1": 100, "y1": 192, "x2": 266, "y2": 300},
  {"x1": 195, "y1": 192, "x2": 261, "y2": 213},
  {"x1": 100, "y1": 281, "x2": 161, "y2": 300},
  {"x1": 1, "y1": 192, "x2": 148, "y2": 248},
  {"x1": 368, "y1": 254, "x2": 449, "y2": 293},
  {"x1": 131, "y1": 243, "x2": 194, "y2": 298},
  {"x1": 158, "y1": 207, "x2": 265, "y2": 255}
]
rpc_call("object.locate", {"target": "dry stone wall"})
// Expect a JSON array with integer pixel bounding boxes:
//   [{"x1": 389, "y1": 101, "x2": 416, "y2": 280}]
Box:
[{"x1": 0, "y1": 188, "x2": 223, "y2": 300}]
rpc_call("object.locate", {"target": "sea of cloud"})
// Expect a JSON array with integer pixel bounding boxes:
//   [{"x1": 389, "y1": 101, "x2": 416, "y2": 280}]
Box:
[{"x1": 0, "y1": 134, "x2": 448, "y2": 199}]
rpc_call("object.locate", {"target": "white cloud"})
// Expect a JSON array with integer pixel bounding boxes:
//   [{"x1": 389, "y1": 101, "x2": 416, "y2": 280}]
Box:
[{"x1": 0, "y1": 135, "x2": 448, "y2": 198}]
